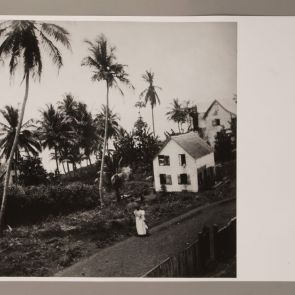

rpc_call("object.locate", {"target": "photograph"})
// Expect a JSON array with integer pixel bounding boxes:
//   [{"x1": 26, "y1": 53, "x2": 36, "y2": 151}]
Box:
[{"x1": 0, "y1": 19, "x2": 237, "y2": 277}]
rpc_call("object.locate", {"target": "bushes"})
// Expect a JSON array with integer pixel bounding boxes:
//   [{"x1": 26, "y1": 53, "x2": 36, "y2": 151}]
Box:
[{"x1": 0, "y1": 183, "x2": 99, "y2": 226}]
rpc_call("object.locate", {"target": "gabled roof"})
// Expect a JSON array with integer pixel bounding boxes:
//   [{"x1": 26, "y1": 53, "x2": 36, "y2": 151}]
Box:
[
  {"x1": 154, "y1": 132, "x2": 213, "y2": 160},
  {"x1": 203, "y1": 99, "x2": 236, "y2": 119}
]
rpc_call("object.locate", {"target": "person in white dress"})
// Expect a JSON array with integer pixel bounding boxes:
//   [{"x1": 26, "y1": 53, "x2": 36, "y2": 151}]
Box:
[{"x1": 134, "y1": 204, "x2": 149, "y2": 236}]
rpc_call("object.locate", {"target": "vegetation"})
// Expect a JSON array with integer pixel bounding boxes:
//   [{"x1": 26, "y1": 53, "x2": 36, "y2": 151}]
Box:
[
  {"x1": 18, "y1": 156, "x2": 48, "y2": 186},
  {"x1": 113, "y1": 116, "x2": 161, "y2": 170},
  {"x1": 139, "y1": 71, "x2": 161, "y2": 135},
  {"x1": 0, "y1": 21, "x2": 237, "y2": 277},
  {"x1": 0, "y1": 106, "x2": 41, "y2": 185},
  {"x1": 82, "y1": 34, "x2": 133, "y2": 207},
  {"x1": 0, "y1": 20, "x2": 71, "y2": 232},
  {"x1": 0, "y1": 183, "x2": 99, "y2": 226},
  {"x1": 166, "y1": 99, "x2": 199, "y2": 134},
  {"x1": 0, "y1": 175, "x2": 236, "y2": 276},
  {"x1": 214, "y1": 128, "x2": 234, "y2": 163}
]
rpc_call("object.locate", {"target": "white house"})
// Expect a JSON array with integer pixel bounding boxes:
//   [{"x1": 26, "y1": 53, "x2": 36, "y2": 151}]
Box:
[
  {"x1": 198, "y1": 100, "x2": 236, "y2": 147},
  {"x1": 153, "y1": 132, "x2": 215, "y2": 193}
]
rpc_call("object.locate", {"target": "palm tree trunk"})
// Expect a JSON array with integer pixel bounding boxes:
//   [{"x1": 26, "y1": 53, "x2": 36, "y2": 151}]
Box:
[
  {"x1": 99, "y1": 81, "x2": 109, "y2": 207},
  {"x1": 54, "y1": 146, "x2": 60, "y2": 175},
  {"x1": 0, "y1": 72, "x2": 30, "y2": 233},
  {"x1": 151, "y1": 104, "x2": 155, "y2": 135},
  {"x1": 14, "y1": 151, "x2": 18, "y2": 187},
  {"x1": 61, "y1": 161, "x2": 66, "y2": 174}
]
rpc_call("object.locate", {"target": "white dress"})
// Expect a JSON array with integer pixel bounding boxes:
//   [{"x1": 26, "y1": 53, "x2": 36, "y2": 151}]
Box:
[{"x1": 134, "y1": 209, "x2": 148, "y2": 236}]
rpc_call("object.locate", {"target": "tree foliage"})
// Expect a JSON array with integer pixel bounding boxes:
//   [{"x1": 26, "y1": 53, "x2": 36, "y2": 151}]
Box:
[
  {"x1": 214, "y1": 128, "x2": 233, "y2": 163},
  {"x1": 18, "y1": 156, "x2": 48, "y2": 186},
  {"x1": 113, "y1": 117, "x2": 161, "y2": 171}
]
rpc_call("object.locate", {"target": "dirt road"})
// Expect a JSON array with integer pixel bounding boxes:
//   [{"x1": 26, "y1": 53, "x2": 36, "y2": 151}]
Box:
[{"x1": 56, "y1": 199, "x2": 236, "y2": 277}]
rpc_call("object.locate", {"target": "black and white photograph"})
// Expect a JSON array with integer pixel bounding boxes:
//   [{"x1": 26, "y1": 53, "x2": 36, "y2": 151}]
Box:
[{"x1": 0, "y1": 19, "x2": 237, "y2": 278}]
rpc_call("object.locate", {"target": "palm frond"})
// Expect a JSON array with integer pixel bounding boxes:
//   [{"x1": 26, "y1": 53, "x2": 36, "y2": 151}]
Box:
[
  {"x1": 40, "y1": 23, "x2": 71, "y2": 49},
  {"x1": 38, "y1": 30, "x2": 63, "y2": 69}
]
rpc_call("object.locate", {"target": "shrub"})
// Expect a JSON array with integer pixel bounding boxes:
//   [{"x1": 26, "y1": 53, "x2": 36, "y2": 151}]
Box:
[{"x1": 0, "y1": 183, "x2": 100, "y2": 226}]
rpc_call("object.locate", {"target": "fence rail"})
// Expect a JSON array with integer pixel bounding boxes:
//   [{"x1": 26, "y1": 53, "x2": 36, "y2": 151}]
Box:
[{"x1": 143, "y1": 217, "x2": 236, "y2": 277}]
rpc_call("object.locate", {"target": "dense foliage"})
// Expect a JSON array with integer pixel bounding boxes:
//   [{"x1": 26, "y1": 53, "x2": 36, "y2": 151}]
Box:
[
  {"x1": 113, "y1": 117, "x2": 161, "y2": 171},
  {"x1": 0, "y1": 183, "x2": 99, "y2": 225},
  {"x1": 214, "y1": 129, "x2": 234, "y2": 163},
  {"x1": 18, "y1": 156, "x2": 48, "y2": 186}
]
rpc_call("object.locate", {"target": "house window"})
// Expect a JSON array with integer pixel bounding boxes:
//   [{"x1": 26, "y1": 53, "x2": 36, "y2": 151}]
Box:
[
  {"x1": 160, "y1": 174, "x2": 172, "y2": 185},
  {"x1": 158, "y1": 155, "x2": 170, "y2": 166},
  {"x1": 179, "y1": 154, "x2": 186, "y2": 166},
  {"x1": 178, "y1": 173, "x2": 191, "y2": 185},
  {"x1": 212, "y1": 119, "x2": 220, "y2": 126}
]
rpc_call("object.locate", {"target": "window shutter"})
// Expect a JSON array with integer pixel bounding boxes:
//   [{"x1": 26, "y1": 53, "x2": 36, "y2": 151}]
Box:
[
  {"x1": 182, "y1": 154, "x2": 186, "y2": 165},
  {"x1": 187, "y1": 174, "x2": 191, "y2": 185},
  {"x1": 177, "y1": 174, "x2": 181, "y2": 184},
  {"x1": 160, "y1": 174, "x2": 166, "y2": 184},
  {"x1": 165, "y1": 156, "x2": 170, "y2": 166},
  {"x1": 158, "y1": 156, "x2": 162, "y2": 165},
  {"x1": 166, "y1": 175, "x2": 172, "y2": 185},
  {"x1": 178, "y1": 154, "x2": 181, "y2": 166}
]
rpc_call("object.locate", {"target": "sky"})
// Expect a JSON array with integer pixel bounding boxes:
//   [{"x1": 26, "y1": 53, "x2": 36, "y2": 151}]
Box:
[{"x1": 0, "y1": 21, "x2": 237, "y2": 171}]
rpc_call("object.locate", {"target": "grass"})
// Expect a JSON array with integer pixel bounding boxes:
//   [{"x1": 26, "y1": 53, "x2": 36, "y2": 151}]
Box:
[{"x1": 0, "y1": 169, "x2": 236, "y2": 276}]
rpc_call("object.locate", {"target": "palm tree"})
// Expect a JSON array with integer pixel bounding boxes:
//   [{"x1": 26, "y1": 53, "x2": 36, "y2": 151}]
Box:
[
  {"x1": 95, "y1": 105, "x2": 120, "y2": 144},
  {"x1": 76, "y1": 102, "x2": 101, "y2": 165},
  {"x1": 0, "y1": 20, "x2": 71, "y2": 231},
  {"x1": 82, "y1": 34, "x2": 133, "y2": 206},
  {"x1": 166, "y1": 98, "x2": 186, "y2": 133},
  {"x1": 38, "y1": 104, "x2": 67, "y2": 175},
  {"x1": 140, "y1": 70, "x2": 161, "y2": 135},
  {"x1": 0, "y1": 106, "x2": 41, "y2": 181},
  {"x1": 58, "y1": 93, "x2": 78, "y2": 122}
]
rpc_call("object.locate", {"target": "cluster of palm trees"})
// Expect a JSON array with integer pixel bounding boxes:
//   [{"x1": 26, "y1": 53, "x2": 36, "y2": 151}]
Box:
[
  {"x1": 0, "y1": 94, "x2": 122, "y2": 176},
  {"x1": 0, "y1": 105, "x2": 41, "y2": 185},
  {"x1": 166, "y1": 98, "x2": 198, "y2": 133},
  {"x1": 0, "y1": 20, "x2": 162, "y2": 230},
  {"x1": 38, "y1": 94, "x2": 120, "y2": 175}
]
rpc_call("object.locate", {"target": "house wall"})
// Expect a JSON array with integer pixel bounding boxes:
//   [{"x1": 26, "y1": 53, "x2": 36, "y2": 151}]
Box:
[
  {"x1": 196, "y1": 152, "x2": 215, "y2": 169},
  {"x1": 203, "y1": 102, "x2": 234, "y2": 147},
  {"x1": 153, "y1": 140, "x2": 199, "y2": 192}
]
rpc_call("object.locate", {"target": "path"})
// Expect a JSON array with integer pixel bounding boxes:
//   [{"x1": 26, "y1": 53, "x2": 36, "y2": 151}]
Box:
[{"x1": 56, "y1": 198, "x2": 236, "y2": 277}]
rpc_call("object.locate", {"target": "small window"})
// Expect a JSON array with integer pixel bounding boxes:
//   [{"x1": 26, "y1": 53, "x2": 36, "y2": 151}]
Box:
[
  {"x1": 158, "y1": 155, "x2": 170, "y2": 166},
  {"x1": 160, "y1": 174, "x2": 172, "y2": 185},
  {"x1": 179, "y1": 154, "x2": 186, "y2": 166},
  {"x1": 178, "y1": 173, "x2": 190, "y2": 185},
  {"x1": 212, "y1": 119, "x2": 220, "y2": 126}
]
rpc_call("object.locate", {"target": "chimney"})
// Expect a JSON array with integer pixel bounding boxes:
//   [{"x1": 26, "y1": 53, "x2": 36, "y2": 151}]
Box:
[{"x1": 189, "y1": 105, "x2": 199, "y2": 131}]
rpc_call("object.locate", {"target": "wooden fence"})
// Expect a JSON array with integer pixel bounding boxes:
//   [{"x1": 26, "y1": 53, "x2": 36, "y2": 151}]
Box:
[{"x1": 143, "y1": 217, "x2": 236, "y2": 277}]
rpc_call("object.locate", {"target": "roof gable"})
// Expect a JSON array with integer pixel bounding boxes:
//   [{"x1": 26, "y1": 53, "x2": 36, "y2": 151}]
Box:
[{"x1": 203, "y1": 99, "x2": 236, "y2": 119}]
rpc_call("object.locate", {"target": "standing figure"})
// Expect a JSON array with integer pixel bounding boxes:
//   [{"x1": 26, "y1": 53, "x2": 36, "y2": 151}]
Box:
[{"x1": 134, "y1": 204, "x2": 148, "y2": 236}]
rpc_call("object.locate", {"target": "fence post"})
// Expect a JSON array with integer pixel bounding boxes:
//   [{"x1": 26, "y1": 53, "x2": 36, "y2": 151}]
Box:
[
  {"x1": 197, "y1": 231, "x2": 204, "y2": 273},
  {"x1": 213, "y1": 224, "x2": 219, "y2": 261}
]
